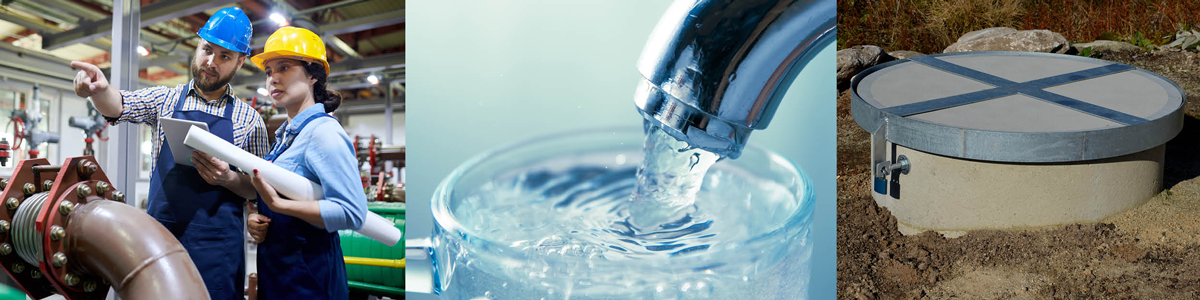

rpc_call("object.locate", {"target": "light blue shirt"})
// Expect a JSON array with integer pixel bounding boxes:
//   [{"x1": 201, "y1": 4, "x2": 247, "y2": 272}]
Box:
[{"x1": 268, "y1": 103, "x2": 367, "y2": 232}]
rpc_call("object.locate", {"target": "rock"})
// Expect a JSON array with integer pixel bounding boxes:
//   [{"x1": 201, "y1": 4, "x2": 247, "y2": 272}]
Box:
[
  {"x1": 955, "y1": 27, "x2": 1018, "y2": 44},
  {"x1": 837, "y1": 45, "x2": 895, "y2": 90},
  {"x1": 944, "y1": 27, "x2": 1072, "y2": 54},
  {"x1": 1075, "y1": 40, "x2": 1143, "y2": 53},
  {"x1": 888, "y1": 50, "x2": 925, "y2": 59}
]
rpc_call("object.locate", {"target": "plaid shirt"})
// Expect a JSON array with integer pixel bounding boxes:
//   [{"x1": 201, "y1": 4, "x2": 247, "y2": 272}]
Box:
[{"x1": 109, "y1": 81, "x2": 270, "y2": 167}]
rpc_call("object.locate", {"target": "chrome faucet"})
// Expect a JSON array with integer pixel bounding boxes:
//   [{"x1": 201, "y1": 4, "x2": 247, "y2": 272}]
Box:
[{"x1": 634, "y1": 0, "x2": 836, "y2": 158}]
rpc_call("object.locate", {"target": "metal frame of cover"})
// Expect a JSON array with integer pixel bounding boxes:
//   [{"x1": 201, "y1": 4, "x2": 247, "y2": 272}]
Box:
[{"x1": 851, "y1": 51, "x2": 1184, "y2": 163}]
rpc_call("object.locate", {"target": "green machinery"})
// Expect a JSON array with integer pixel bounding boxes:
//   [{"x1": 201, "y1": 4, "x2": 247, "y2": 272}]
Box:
[
  {"x1": 0, "y1": 284, "x2": 22, "y2": 300},
  {"x1": 340, "y1": 202, "x2": 404, "y2": 297}
]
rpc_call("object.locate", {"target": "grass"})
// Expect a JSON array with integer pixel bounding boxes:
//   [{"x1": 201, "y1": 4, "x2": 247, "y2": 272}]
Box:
[{"x1": 838, "y1": 0, "x2": 1200, "y2": 54}]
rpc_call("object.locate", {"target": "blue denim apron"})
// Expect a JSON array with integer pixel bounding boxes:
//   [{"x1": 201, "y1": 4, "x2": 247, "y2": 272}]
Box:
[
  {"x1": 257, "y1": 111, "x2": 349, "y2": 299},
  {"x1": 147, "y1": 82, "x2": 244, "y2": 299}
]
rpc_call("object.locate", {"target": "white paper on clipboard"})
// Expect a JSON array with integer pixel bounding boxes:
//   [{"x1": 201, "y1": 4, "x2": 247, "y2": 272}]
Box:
[{"x1": 160, "y1": 117, "x2": 209, "y2": 166}]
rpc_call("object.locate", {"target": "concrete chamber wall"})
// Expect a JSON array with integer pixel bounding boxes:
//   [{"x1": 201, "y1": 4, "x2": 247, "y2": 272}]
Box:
[{"x1": 873, "y1": 142, "x2": 1164, "y2": 236}]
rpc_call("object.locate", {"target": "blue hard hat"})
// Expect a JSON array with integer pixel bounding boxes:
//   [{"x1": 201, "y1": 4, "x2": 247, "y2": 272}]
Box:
[{"x1": 197, "y1": 7, "x2": 253, "y2": 55}]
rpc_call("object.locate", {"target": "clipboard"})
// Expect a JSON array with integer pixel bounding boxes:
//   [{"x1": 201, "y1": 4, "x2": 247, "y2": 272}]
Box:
[{"x1": 160, "y1": 117, "x2": 209, "y2": 166}]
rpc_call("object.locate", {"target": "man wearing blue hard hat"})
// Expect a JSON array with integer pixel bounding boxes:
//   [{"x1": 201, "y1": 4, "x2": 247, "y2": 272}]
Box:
[{"x1": 69, "y1": 7, "x2": 267, "y2": 299}]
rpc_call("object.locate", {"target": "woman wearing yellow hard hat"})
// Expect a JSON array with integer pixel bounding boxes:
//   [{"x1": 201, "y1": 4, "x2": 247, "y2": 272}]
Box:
[{"x1": 242, "y1": 26, "x2": 367, "y2": 299}]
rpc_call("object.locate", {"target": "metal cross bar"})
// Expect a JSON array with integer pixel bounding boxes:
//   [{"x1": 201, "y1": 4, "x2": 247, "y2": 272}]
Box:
[{"x1": 883, "y1": 55, "x2": 1143, "y2": 125}]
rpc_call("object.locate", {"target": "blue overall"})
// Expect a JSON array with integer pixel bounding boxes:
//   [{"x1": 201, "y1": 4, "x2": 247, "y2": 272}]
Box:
[
  {"x1": 147, "y1": 82, "x2": 244, "y2": 299},
  {"x1": 257, "y1": 111, "x2": 349, "y2": 300}
]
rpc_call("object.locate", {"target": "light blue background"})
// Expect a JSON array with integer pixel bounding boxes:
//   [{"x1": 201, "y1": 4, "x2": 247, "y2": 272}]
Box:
[{"x1": 405, "y1": 1, "x2": 836, "y2": 299}]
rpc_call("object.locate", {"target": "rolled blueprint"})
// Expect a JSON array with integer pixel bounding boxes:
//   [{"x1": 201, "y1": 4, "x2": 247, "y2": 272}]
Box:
[{"x1": 184, "y1": 126, "x2": 401, "y2": 246}]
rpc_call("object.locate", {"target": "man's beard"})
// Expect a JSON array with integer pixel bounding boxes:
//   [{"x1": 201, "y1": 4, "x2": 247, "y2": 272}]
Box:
[{"x1": 190, "y1": 62, "x2": 234, "y2": 94}]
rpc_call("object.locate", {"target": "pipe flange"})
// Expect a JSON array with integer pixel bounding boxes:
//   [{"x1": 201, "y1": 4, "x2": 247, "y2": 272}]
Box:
[
  {"x1": 0, "y1": 159, "x2": 57, "y2": 299},
  {"x1": 36, "y1": 157, "x2": 114, "y2": 298}
]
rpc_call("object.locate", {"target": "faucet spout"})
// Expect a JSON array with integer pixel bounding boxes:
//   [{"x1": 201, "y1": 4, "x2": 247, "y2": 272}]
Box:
[{"x1": 634, "y1": 0, "x2": 835, "y2": 158}]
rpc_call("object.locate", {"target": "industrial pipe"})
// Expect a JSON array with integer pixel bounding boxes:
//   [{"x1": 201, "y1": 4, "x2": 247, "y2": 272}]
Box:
[
  {"x1": 20, "y1": 85, "x2": 60, "y2": 158},
  {"x1": 68, "y1": 200, "x2": 209, "y2": 299},
  {"x1": 68, "y1": 102, "x2": 108, "y2": 156},
  {"x1": 184, "y1": 127, "x2": 402, "y2": 246},
  {"x1": 0, "y1": 156, "x2": 211, "y2": 300}
]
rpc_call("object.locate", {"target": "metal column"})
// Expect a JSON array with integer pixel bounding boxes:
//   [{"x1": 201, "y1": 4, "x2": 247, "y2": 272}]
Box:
[
  {"x1": 384, "y1": 82, "x2": 394, "y2": 144},
  {"x1": 105, "y1": 0, "x2": 140, "y2": 206}
]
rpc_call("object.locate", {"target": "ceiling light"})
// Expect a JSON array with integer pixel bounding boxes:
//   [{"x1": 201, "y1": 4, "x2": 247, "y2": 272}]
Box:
[
  {"x1": 137, "y1": 46, "x2": 149, "y2": 57},
  {"x1": 270, "y1": 13, "x2": 289, "y2": 27},
  {"x1": 257, "y1": 87, "x2": 269, "y2": 96},
  {"x1": 367, "y1": 75, "x2": 379, "y2": 85}
]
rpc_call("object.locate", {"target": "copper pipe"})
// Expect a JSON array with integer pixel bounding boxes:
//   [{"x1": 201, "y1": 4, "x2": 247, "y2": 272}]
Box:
[{"x1": 67, "y1": 200, "x2": 210, "y2": 299}]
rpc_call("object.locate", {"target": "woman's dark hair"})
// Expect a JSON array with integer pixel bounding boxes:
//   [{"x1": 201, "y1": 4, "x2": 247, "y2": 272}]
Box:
[{"x1": 302, "y1": 61, "x2": 342, "y2": 113}]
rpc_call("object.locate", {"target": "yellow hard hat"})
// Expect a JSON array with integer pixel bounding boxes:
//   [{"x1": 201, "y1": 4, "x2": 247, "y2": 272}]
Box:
[{"x1": 251, "y1": 26, "x2": 329, "y2": 74}]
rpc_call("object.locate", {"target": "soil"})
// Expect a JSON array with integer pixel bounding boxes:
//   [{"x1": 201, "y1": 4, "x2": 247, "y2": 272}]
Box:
[{"x1": 837, "y1": 49, "x2": 1200, "y2": 300}]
